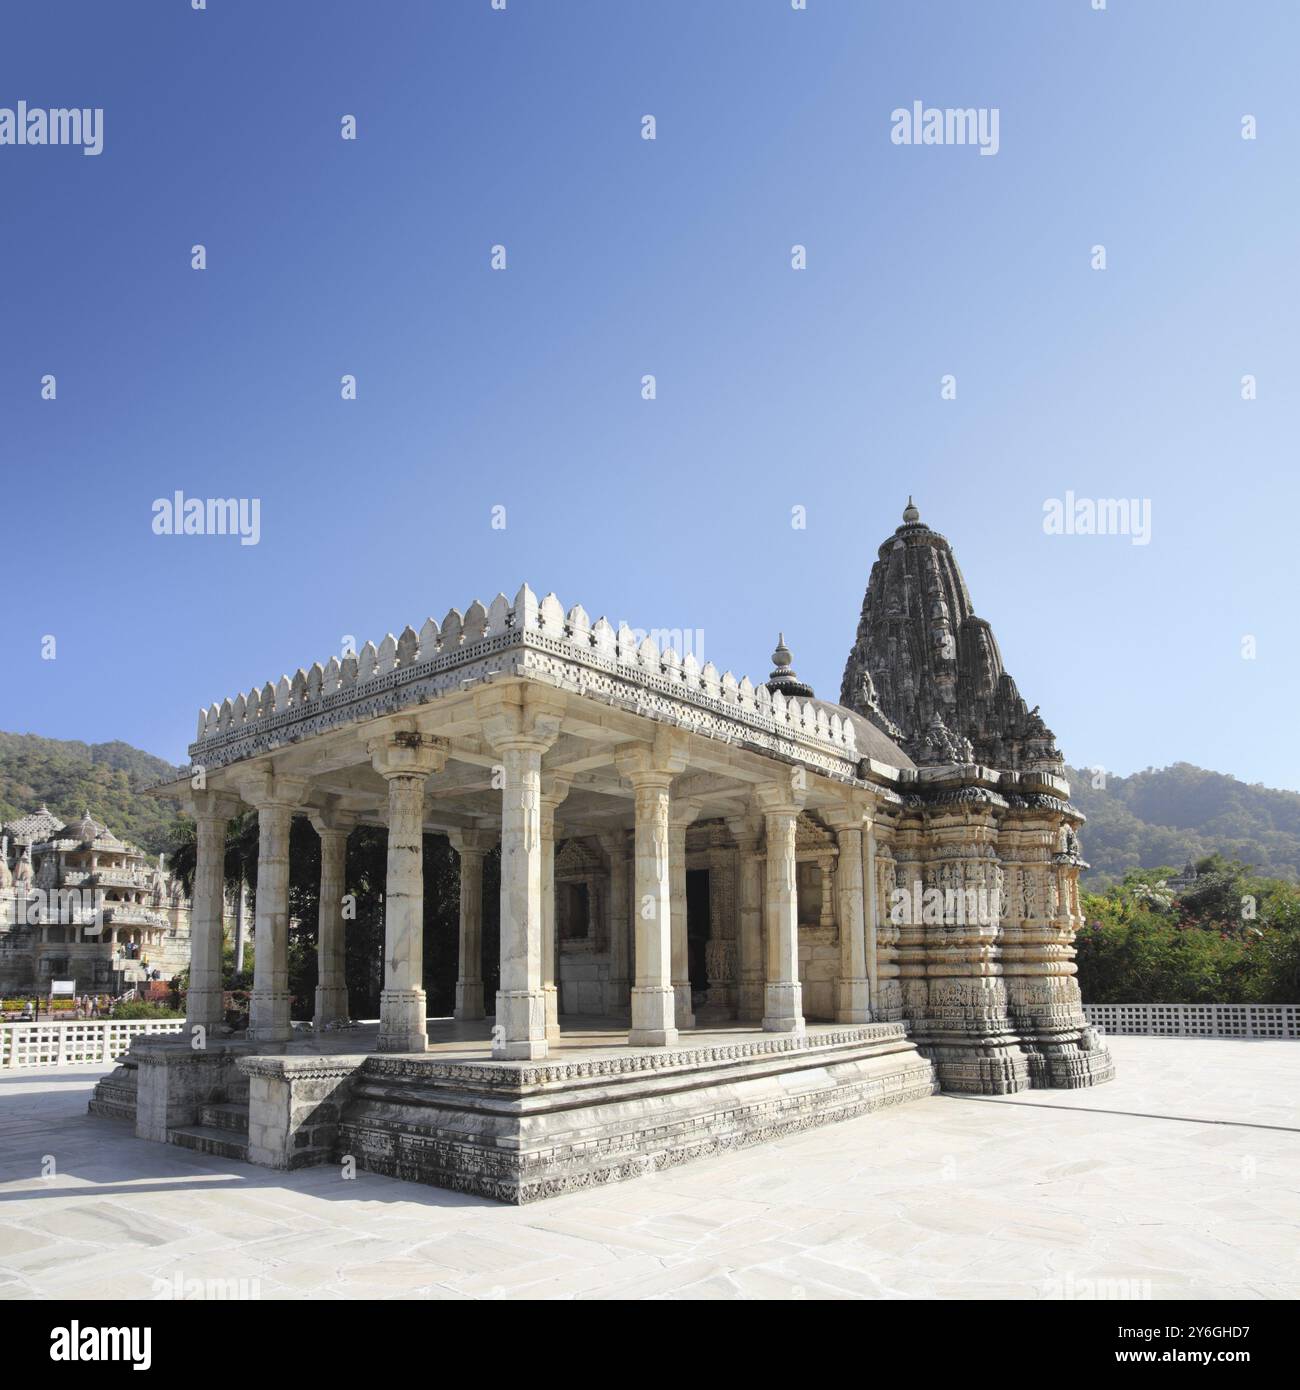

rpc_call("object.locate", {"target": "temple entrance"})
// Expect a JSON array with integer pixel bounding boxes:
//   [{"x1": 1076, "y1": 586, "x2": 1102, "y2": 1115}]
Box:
[{"x1": 686, "y1": 869, "x2": 710, "y2": 998}]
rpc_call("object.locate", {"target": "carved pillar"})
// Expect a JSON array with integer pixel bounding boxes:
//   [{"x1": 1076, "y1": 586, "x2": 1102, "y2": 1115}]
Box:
[
  {"x1": 598, "y1": 831, "x2": 633, "y2": 1015},
  {"x1": 726, "y1": 816, "x2": 764, "y2": 1023},
  {"x1": 449, "y1": 830, "x2": 492, "y2": 1021},
  {"x1": 616, "y1": 736, "x2": 689, "y2": 1044},
  {"x1": 539, "y1": 775, "x2": 572, "y2": 1042},
  {"x1": 826, "y1": 809, "x2": 871, "y2": 1024},
  {"x1": 242, "y1": 773, "x2": 307, "y2": 1045},
  {"x1": 186, "y1": 791, "x2": 237, "y2": 1034},
  {"x1": 309, "y1": 807, "x2": 355, "y2": 1029},
  {"x1": 370, "y1": 733, "x2": 447, "y2": 1053},
  {"x1": 864, "y1": 821, "x2": 880, "y2": 1015},
  {"x1": 758, "y1": 777, "x2": 806, "y2": 1034},
  {"x1": 668, "y1": 801, "x2": 700, "y2": 1029}
]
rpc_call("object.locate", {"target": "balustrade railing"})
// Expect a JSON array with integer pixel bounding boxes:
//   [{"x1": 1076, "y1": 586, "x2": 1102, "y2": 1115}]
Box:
[{"x1": 1083, "y1": 1003, "x2": 1299, "y2": 1039}]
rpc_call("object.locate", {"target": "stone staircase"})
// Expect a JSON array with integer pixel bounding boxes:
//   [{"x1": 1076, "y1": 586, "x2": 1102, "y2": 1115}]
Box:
[
  {"x1": 87, "y1": 1057, "x2": 139, "y2": 1123},
  {"x1": 169, "y1": 1101, "x2": 250, "y2": 1162}
]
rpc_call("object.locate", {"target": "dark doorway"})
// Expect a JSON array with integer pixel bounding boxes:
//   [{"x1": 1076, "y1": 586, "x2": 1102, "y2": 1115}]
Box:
[{"x1": 686, "y1": 869, "x2": 711, "y2": 995}]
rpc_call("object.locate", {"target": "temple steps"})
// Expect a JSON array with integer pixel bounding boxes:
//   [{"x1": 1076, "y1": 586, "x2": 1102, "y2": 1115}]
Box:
[
  {"x1": 169, "y1": 1122, "x2": 248, "y2": 1162},
  {"x1": 198, "y1": 1101, "x2": 250, "y2": 1135}
]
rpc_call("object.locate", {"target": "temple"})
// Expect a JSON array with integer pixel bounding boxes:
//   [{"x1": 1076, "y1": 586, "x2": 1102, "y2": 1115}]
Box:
[
  {"x1": 90, "y1": 502, "x2": 1113, "y2": 1203},
  {"x1": 1, "y1": 808, "x2": 192, "y2": 995}
]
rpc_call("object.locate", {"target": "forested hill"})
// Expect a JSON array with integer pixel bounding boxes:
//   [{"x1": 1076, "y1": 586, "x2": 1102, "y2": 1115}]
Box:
[
  {"x1": 0, "y1": 732, "x2": 182, "y2": 856},
  {"x1": 1, "y1": 732, "x2": 1296, "y2": 888},
  {"x1": 1067, "y1": 762, "x2": 1300, "y2": 888}
]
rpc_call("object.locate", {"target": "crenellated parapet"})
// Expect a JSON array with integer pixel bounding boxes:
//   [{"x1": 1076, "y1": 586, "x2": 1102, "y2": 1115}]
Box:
[{"x1": 190, "y1": 583, "x2": 861, "y2": 777}]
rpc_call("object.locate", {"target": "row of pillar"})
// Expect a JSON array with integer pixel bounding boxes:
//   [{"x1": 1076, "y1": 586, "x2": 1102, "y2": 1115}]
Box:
[{"x1": 185, "y1": 736, "x2": 879, "y2": 1060}]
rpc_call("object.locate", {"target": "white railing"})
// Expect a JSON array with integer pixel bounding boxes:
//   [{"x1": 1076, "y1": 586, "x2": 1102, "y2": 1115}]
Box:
[
  {"x1": 1083, "y1": 1003, "x2": 1300, "y2": 1039},
  {"x1": 0, "y1": 1019, "x2": 184, "y2": 1068}
]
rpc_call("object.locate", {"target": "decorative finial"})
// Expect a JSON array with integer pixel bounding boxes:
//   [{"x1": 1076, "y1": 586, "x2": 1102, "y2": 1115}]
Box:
[
  {"x1": 903, "y1": 496, "x2": 920, "y2": 524},
  {"x1": 765, "y1": 633, "x2": 814, "y2": 699}
]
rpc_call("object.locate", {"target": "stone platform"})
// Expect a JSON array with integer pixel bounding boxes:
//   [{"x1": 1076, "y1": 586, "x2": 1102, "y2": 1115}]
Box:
[
  {"x1": 91, "y1": 1016, "x2": 939, "y2": 1204},
  {"x1": 335, "y1": 1021, "x2": 937, "y2": 1203}
]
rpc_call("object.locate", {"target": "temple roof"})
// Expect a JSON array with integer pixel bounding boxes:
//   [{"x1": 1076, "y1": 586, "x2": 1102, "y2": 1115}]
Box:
[
  {"x1": 2, "y1": 805, "x2": 65, "y2": 845},
  {"x1": 839, "y1": 500, "x2": 1063, "y2": 773}
]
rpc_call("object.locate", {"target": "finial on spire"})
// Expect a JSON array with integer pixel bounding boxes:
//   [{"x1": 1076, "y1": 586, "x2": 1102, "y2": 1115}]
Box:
[{"x1": 903, "y1": 496, "x2": 920, "y2": 524}]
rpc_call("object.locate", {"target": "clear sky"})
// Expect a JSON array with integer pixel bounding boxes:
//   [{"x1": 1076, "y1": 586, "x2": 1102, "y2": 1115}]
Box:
[{"x1": 2, "y1": 1, "x2": 1297, "y2": 790}]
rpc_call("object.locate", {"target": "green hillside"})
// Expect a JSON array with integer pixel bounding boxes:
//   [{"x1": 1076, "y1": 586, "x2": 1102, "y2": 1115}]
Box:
[
  {"x1": 0, "y1": 732, "x2": 183, "y2": 855},
  {"x1": 1067, "y1": 762, "x2": 1300, "y2": 888},
  {"x1": 1, "y1": 732, "x2": 1295, "y2": 891}
]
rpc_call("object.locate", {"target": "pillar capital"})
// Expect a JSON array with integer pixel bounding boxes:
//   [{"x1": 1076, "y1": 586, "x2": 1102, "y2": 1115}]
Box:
[
  {"x1": 597, "y1": 828, "x2": 633, "y2": 862},
  {"x1": 754, "y1": 766, "x2": 808, "y2": 819},
  {"x1": 539, "y1": 771, "x2": 574, "y2": 811},
  {"x1": 184, "y1": 788, "x2": 241, "y2": 823},
  {"x1": 668, "y1": 797, "x2": 702, "y2": 831},
  {"x1": 822, "y1": 801, "x2": 869, "y2": 833},
  {"x1": 448, "y1": 827, "x2": 496, "y2": 857},
  {"x1": 237, "y1": 769, "x2": 309, "y2": 812},
  {"x1": 725, "y1": 814, "x2": 763, "y2": 850},
  {"x1": 368, "y1": 731, "x2": 448, "y2": 780},
  {"x1": 615, "y1": 728, "x2": 689, "y2": 786},
  {"x1": 307, "y1": 803, "x2": 357, "y2": 838},
  {"x1": 475, "y1": 684, "x2": 565, "y2": 755}
]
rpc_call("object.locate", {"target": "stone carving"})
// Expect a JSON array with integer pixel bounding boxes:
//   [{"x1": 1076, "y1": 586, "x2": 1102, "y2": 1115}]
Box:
[{"x1": 840, "y1": 501, "x2": 1064, "y2": 772}]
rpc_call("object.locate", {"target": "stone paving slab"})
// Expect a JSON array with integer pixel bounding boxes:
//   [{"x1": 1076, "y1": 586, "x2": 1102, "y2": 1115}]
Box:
[{"x1": 0, "y1": 1036, "x2": 1297, "y2": 1300}]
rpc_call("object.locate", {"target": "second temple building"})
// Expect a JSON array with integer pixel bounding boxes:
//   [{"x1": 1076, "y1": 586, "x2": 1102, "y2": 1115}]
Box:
[{"x1": 92, "y1": 503, "x2": 1114, "y2": 1202}]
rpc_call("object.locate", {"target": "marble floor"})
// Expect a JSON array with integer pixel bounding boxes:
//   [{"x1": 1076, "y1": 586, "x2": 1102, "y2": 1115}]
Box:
[{"x1": 0, "y1": 1035, "x2": 1296, "y2": 1300}]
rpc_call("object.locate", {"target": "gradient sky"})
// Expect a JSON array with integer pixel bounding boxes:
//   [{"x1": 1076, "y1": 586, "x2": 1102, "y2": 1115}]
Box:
[{"x1": 2, "y1": 1, "x2": 1297, "y2": 791}]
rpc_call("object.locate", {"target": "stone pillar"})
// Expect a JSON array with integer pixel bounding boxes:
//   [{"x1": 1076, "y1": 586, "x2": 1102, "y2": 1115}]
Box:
[
  {"x1": 494, "y1": 740, "x2": 549, "y2": 1058},
  {"x1": 668, "y1": 801, "x2": 700, "y2": 1030},
  {"x1": 598, "y1": 831, "x2": 633, "y2": 1015},
  {"x1": 827, "y1": 810, "x2": 871, "y2": 1024},
  {"x1": 864, "y1": 822, "x2": 880, "y2": 1015},
  {"x1": 309, "y1": 808, "x2": 354, "y2": 1029},
  {"x1": 369, "y1": 733, "x2": 447, "y2": 1053},
  {"x1": 449, "y1": 829, "x2": 493, "y2": 1021},
  {"x1": 626, "y1": 771, "x2": 677, "y2": 1046},
  {"x1": 475, "y1": 686, "x2": 565, "y2": 1060},
  {"x1": 726, "y1": 816, "x2": 764, "y2": 1023},
  {"x1": 539, "y1": 775, "x2": 572, "y2": 1043},
  {"x1": 186, "y1": 791, "x2": 237, "y2": 1035},
  {"x1": 242, "y1": 774, "x2": 307, "y2": 1046},
  {"x1": 233, "y1": 874, "x2": 248, "y2": 975},
  {"x1": 759, "y1": 778, "x2": 805, "y2": 1035}
]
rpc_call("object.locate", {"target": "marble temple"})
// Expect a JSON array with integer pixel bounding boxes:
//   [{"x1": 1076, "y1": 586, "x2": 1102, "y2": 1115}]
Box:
[{"x1": 90, "y1": 501, "x2": 1113, "y2": 1203}]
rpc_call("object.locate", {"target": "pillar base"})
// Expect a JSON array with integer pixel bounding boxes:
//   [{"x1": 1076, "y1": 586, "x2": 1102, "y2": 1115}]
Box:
[
  {"x1": 454, "y1": 981, "x2": 485, "y2": 1021},
  {"x1": 494, "y1": 989, "x2": 548, "y2": 1060},
  {"x1": 544, "y1": 984, "x2": 560, "y2": 1043},
  {"x1": 762, "y1": 981, "x2": 805, "y2": 1035},
  {"x1": 836, "y1": 978, "x2": 872, "y2": 1025},
  {"x1": 248, "y1": 990, "x2": 293, "y2": 1044},
  {"x1": 314, "y1": 984, "x2": 350, "y2": 1030},
  {"x1": 630, "y1": 985, "x2": 677, "y2": 1043},
  {"x1": 673, "y1": 983, "x2": 696, "y2": 1030},
  {"x1": 378, "y1": 988, "x2": 428, "y2": 1053},
  {"x1": 185, "y1": 987, "x2": 225, "y2": 1032}
]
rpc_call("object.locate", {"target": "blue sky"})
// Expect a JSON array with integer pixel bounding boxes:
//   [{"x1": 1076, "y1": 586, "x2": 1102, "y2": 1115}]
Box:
[{"x1": 2, "y1": 0, "x2": 1297, "y2": 791}]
